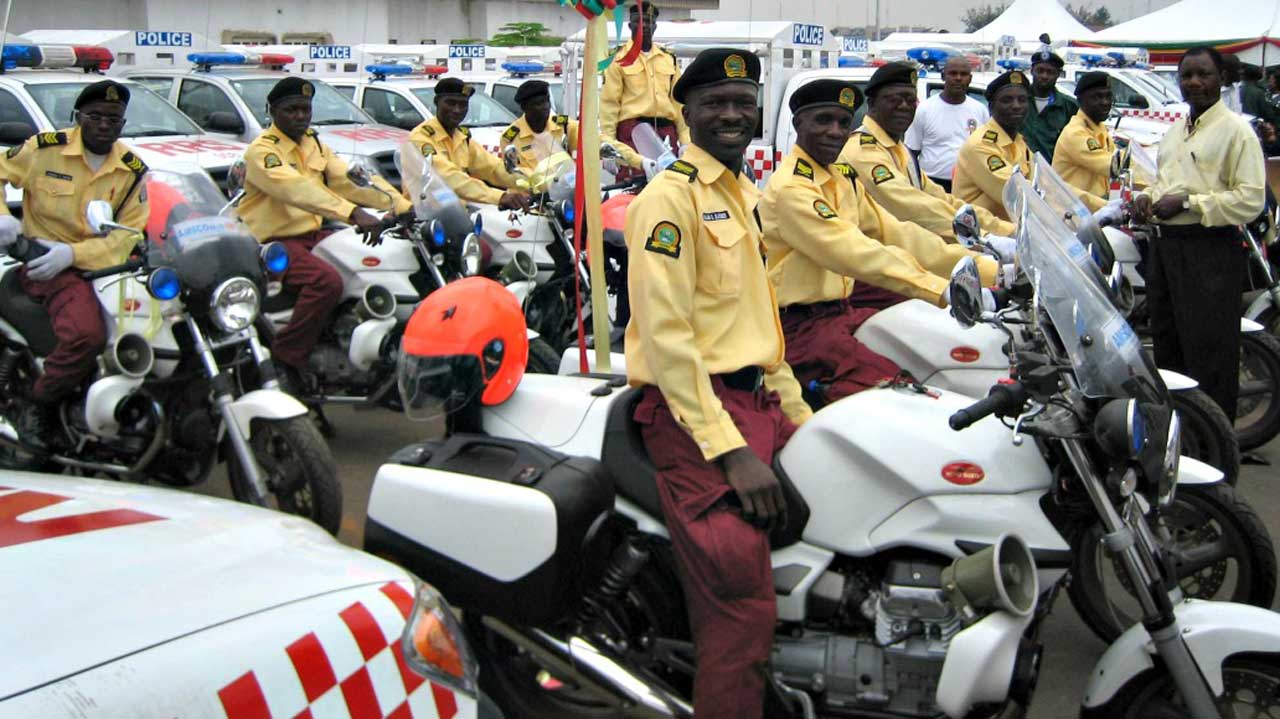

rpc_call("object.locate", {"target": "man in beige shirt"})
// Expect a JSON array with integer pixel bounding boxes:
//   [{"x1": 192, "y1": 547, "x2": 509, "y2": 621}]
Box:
[{"x1": 1133, "y1": 45, "x2": 1266, "y2": 419}]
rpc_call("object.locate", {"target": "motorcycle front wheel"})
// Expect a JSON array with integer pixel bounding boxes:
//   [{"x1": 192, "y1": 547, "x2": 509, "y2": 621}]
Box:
[
  {"x1": 1081, "y1": 654, "x2": 1280, "y2": 719},
  {"x1": 1068, "y1": 483, "x2": 1276, "y2": 643},
  {"x1": 1171, "y1": 388, "x2": 1240, "y2": 486},
  {"x1": 226, "y1": 416, "x2": 343, "y2": 535},
  {"x1": 1236, "y1": 330, "x2": 1280, "y2": 450}
]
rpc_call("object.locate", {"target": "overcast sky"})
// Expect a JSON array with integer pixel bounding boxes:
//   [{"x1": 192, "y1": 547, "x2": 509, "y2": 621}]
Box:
[{"x1": 694, "y1": 0, "x2": 1181, "y2": 33}]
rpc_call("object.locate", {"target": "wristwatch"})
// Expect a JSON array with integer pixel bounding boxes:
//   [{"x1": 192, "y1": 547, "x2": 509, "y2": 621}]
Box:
[{"x1": 1181, "y1": 198, "x2": 1191, "y2": 210}]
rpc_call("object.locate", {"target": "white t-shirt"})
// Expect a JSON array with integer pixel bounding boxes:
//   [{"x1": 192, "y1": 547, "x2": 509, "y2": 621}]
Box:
[{"x1": 904, "y1": 94, "x2": 990, "y2": 180}]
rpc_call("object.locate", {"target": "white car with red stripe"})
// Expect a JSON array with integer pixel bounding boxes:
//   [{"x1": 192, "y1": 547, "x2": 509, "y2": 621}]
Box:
[{"x1": 0, "y1": 471, "x2": 490, "y2": 719}]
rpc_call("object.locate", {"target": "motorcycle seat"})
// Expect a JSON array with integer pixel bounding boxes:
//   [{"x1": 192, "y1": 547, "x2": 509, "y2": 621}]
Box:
[
  {"x1": 0, "y1": 267, "x2": 55, "y2": 356},
  {"x1": 602, "y1": 386, "x2": 809, "y2": 549}
]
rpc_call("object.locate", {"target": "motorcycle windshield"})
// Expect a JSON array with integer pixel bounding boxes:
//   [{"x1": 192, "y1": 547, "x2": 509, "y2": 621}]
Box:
[
  {"x1": 144, "y1": 164, "x2": 264, "y2": 293},
  {"x1": 1028, "y1": 155, "x2": 1113, "y2": 286},
  {"x1": 528, "y1": 152, "x2": 576, "y2": 200},
  {"x1": 398, "y1": 139, "x2": 473, "y2": 239},
  {"x1": 1009, "y1": 174, "x2": 1164, "y2": 403}
]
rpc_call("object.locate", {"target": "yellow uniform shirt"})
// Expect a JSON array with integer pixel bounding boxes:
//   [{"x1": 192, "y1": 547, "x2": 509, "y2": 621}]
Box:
[
  {"x1": 1051, "y1": 111, "x2": 1114, "y2": 212},
  {"x1": 953, "y1": 118, "x2": 1032, "y2": 221},
  {"x1": 498, "y1": 114, "x2": 643, "y2": 174},
  {"x1": 0, "y1": 128, "x2": 149, "y2": 271},
  {"x1": 840, "y1": 116, "x2": 1016, "y2": 240},
  {"x1": 625, "y1": 145, "x2": 811, "y2": 460},
  {"x1": 599, "y1": 42, "x2": 690, "y2": 145},
  {"x1": 407, "y1": 117, "x2": 522, "y2": 206},
  {"x1": 761, "y1": 147, "x2": 997, "y2": 309},
  {"x1": 238, "y1": 124, "x2": 409, "y2": 241},
  {"x1": 1146, "y1": 100, "x2": 1266, "y2": 227}
]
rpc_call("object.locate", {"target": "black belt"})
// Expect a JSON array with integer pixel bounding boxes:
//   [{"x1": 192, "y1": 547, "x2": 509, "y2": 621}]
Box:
[
  {"x1": 779, "y1": 298, "x2": 847, "y2": 317},
  {"x1": 1152, "y1": 224, "x2": 1240, "y2": 240},
  {"x1": 624, "y1": 117, "x2": 676, "y2": 129},
  {"x1": 717, "y1": 366, "x2": 765, "y2": 392}
]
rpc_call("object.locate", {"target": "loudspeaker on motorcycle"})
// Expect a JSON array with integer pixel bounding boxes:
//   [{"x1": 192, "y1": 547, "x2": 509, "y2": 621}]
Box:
[
  {"x1": 498, "y1": 251, "x2": 537, "y2": 283},
  {"x1": 942, "y1": 533, "x2": 1038, "y2": 619},
  {"x1": 359, "y1": 284, "x2": 397, "y2": 321},
  {"x1": 104, "y1": 332, "x2": 154, "y2": 379}
]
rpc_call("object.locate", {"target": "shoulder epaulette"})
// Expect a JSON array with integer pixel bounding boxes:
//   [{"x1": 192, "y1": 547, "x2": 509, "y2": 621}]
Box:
[
  {"x1": 305, "y1": 128, "x2": 319, "y2": 138},
  {"x1": 793, "y1": 158, "x2": 815, "y2": 180},
  {"x1": 261, "y1": 133, "x2": 281, "y2": 144},
  {"x1": 553, "y1": 114, "x2": 569, "y2": 126},
  {"x1": 858, "y1": 134, "x2": 877, "y2": 146},
  {"x1": 501, "y1": 125, "x2": 519, "y2": 142},
  {"x1": 120, "y1": 151, "x2": 147, "y2": 175},
  {"x1": 660, "y1": 46, "x2": 675, "y2": 57},
  {"x1": 423, "y1": 125, "x2": 436, "y2": 137},
  {"x1": 461, "y1": 127, "x2": 472, "y2": 139},
  {"x1": 665, "y1": 159, "x2": 698, "y2": 182},
  {"x1": 982, "y1": 130, "x2": 999, "y2": 144},
  {"x1": 36, "y1": 131, "x2": 67, "y2": 149},
  {"x1": 833, "y1": 162, "x2": 858, "y2": 182}
]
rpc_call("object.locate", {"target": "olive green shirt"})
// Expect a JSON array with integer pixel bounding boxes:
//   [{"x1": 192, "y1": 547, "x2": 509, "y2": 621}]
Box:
[{"x1": 1022, "y1": 89, "x2": 1078, "y2": 162}]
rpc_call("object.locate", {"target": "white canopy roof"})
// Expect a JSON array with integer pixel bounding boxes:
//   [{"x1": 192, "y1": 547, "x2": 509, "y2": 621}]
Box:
[
  {"x1": 1090, "y1": 0, "x2": 1280, "y2": 45},
  {"x1": 971, "y1": 0, "x2": 1094, "y2": 43}
]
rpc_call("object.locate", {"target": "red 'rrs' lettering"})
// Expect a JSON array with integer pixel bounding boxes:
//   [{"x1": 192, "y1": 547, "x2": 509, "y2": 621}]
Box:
[{"x1": 0, "y1": 486, "x2": 164, "y2": 548}]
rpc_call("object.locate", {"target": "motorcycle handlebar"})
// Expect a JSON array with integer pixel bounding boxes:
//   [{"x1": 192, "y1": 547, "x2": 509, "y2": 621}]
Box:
[
  {"x1": 949, "y1": 382, "x2": 1027, "y2": 431},
  {"x1": 6, "y1": 235, "x2": 46, "y2": 263},
  {"x1": 82, "y1": 258, "x2": 144, "y2": 281}
]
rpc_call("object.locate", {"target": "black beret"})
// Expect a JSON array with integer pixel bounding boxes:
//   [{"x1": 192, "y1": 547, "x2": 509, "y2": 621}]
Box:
[
  {"x1": 985, "y1": 70, "x2": 1030, "y2": 102},
  {"x1": 789, "y1": 79, "x2": 862, "y2": 115},
  {"x1": 75, "y1": 80, "x2": 130, "y2": 109},
  {"x1": 865, "y1": 61, "x2": 917, "y2": 99},
  {"x1": 629, "y1": 2, "x2": 659, "y2": 17},
  {"x1": 1031, "y1": 49, "x2": 1065, "y2": 69},
  {"x1": 1074, "y1": 71, "x2": 1111, "y2": 97},
  {"x1": 434, "y1": 77, "x2": 474, "y2": 98},
  {"x1": 514, "y1": 80, "x2": 549, "y2": 106},
  {"x1": 672, "y1": 48, "x2": 760, "y2": 104},
  {"x1": 266, "y1": 77, "x2": 314, "y2": 106}
]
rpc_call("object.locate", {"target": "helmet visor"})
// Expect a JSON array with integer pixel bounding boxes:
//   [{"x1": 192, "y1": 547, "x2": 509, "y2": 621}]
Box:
[{"x1": 397, "y1": 352, "x2": 484, "y2": 422}]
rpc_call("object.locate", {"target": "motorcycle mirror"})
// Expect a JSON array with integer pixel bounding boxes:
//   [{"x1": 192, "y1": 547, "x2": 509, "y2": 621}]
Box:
[
  {"x1": 948, "y1": 257, "x2": 984, "y2": 329},
  {"x1": 953, "y1": 205, "x2": 982, "y2": 248},
  {"x1": 346, "y1": 160, "x2": 374, "y2": 188},
  {"x1": 600, "y1": 143, "x2": 620, "y2": 161},
  {"x1": 460, "y1": 233, "x2": 483, "y2": 277},
  {"x1": 226, "y1": 159, "x2": 247, "y2": 196},
  {"x1": 1110, "y1": 148, "x2": 1128, "y2": 180},
  {"x1": 502, "y1": 145, "x2": 520, "y2": 174},
  {"x1": 86, "y1": 200, "x2": 117, "y2": 236}
]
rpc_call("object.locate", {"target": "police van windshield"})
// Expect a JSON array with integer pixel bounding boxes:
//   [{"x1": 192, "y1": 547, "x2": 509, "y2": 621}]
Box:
[
  {"x1": 27, "y1": 82, "x2": 203, "y2": 137},
  {"x1": 230, "y1": 78, "x2": 372, "y2": 127},
  {"x1": 411, "y1": 89, "x2": 517, "y2": 127}
]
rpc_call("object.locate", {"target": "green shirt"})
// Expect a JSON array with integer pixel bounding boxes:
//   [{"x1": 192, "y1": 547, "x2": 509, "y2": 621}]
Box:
[{"x1": 1022, "y1": 89, "x2": 1078, "y2": 161}]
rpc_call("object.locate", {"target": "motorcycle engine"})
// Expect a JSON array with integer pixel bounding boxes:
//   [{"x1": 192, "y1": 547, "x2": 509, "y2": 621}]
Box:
[
  {"x1": 771, "y1": 559, "x2": 961, "y2": 717},
  {"x1": 308, "y1": 309, "x2": 379, "y2": 389}
]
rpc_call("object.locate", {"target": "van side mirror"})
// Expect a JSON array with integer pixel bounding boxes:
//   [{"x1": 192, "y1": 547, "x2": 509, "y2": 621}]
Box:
[
  {"x1": 0, "y1": 122, "x2": 35, "y2": 146},
  {"x1": 205, "y1": 111, "x2": 245, "y2": 135}
]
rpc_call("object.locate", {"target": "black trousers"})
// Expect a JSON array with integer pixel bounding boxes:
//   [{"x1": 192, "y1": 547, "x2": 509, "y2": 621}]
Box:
[
  {"x1": 1147, "y1": 224, "x2": 1245, "y2": 419},
  {"x1": 929, "y1": 176, "x2": 953, "y2": 193}
]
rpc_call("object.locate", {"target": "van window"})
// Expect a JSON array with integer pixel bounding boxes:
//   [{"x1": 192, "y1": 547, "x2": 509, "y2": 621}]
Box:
[
  {"x1": 1111, "y1": 79, "x2": 1145, "y2": 109},
  {"x1": 331, "y1": 85, "x2": 355, "y2": 100},
  {"x1": 344, "y1": 63, "x2": 358, "y2": 73},
  {"x1": 156, "y1": 53, "x2": 174, "y2": 64},
  {"x1": 361, "y1": 88, "x2": 424, "y2": 130},
  {"x1": 118, "y1": 52, "x2": 135, "y2": 66},
  {"x1": 485, "y1": 58, "x2": 496, "y2": 71},
  {"x1": 462, "y1": 59, "x2": 473, "y2": 72},
  {"x1": 177, "y1": 79, "x2": 240, "y2": 130},
  {"x1": 491, "y1": 84, "x2": 519, "y2": 116},
  {"x1": 0, "y1": 88, "x2": 36, "y2": 131},
  {"x1": 301, "y1": 63, "x2": 316, "y2": 73},
  {"x1": 783, "y1": 49, "x2": 794, "y2": 69},
  {"x1": 132, "y1": 77, "x2": 174, "y2": 97}
]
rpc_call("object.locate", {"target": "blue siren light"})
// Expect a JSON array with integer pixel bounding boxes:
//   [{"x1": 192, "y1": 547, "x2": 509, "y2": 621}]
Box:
[
  {"x1": 838, "y1": 56, "x2": 867, "y2": 68},
  {"x1": 433, "y1": 222, "x2": 446, "y2": 248},
  {"x1": 2, "y1": 44, "x2": 43, "y2": 68},
  {"x1": 502, "y1": 62, "x2": 545, "y2": 75},
  {"x1": 187, "y1": 52, "x2": 248, "y2": 66},
  {"x1": 262, "y1": 242, "x2": 290, "y2": 273},
  {"x1": 366, "y1": 63, "x2": 414, "y2": 77},
  {"x1": 148, "y1": 267, "x2": 182, "y2": 300}
]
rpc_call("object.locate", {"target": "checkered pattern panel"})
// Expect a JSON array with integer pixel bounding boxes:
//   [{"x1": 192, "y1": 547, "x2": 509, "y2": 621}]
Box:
[{"x1": 1120, "y1": 108, "x2": 1184, "y2": 123}]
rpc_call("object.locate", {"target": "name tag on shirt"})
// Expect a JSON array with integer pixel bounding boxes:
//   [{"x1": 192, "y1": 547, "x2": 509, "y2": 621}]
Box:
[{"x1": 703, "y1": 211, "x2": 730, "y2": 221}]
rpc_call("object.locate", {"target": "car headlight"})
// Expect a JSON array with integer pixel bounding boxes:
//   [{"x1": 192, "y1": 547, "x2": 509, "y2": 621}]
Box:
[
  {"x1": 401, "y1": 580, "x2": 478, "y2": 697},
  {"x1": 461, "y1": 234, "x2": 482, "y2": 277},
  {"x1": 209, "y1": 277, "x2": 260, "y2": 333},
  {"x1": 1160, "y1": 411, "x2": 1180, "y2": 508}
]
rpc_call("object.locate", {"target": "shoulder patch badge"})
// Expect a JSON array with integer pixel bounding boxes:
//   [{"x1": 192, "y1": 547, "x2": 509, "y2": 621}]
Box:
[
  {"x1": 1086, "y1": 137, "x2": 1101, "y2": 151},
  {"x1": 813, "y1": 200, "x2": 838, "y2": 220},
  {"x1": 987, "y1": 155, "x2": 1007, "y2": 172},
  {"x1": 36, "y1": 131, "x2": 67, "y2": 149},
  {"x1": 859, "y1": 134, "x2": 877, "y2": 146},
  {"x1": 502, "y1": 125, "x2": 518, "y2": 142},
  {"x1": 982, "y1": 130, "x2": 999, "y2": 144},
  {"x1": 794, "y1": 158, "x2": 815, "y2": 180},
  {"x1": 645, "y1": 221, "x2": 682, "y2": 258},
  {"x1": 871, "y1": 164, "x2": 894, "y2": 185},
  {"x1": 666, "y1": 159, "x2": 698, "y2": 182},
  {"x1": 421, "y1": 144, "x2": 435, "y2": 157},
  {"x1": 264, "y1": 153, "x2": 283, "y2": 169},
  {"x1": 5, "y1": 144, "x2": 20, "y2": 159}
]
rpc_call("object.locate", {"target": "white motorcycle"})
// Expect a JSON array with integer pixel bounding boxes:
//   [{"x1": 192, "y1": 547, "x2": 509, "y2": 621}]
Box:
[
  {"x1": 0, "y1": 165, "x2": 341, "y2": 533},
  {"x1": 362, "y1": 174, "x2": 1280, "y2": 718}
]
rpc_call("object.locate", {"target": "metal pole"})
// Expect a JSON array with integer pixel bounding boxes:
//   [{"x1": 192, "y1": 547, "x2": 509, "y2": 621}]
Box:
[{"x1": 0, "y1": 0, "x2": 14, "y2": 75}]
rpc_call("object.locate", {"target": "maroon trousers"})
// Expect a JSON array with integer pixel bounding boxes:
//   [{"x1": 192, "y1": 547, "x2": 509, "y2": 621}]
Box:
[
  {"x1": 21, "y1": 269, "x2": 106, "y2": 402},
  {"x1": 781, "y1": 299, "x2": 900, "y2": 403},
  {"x1": 633, "y1": 381, "x2": 795, "y2": 719},
  {"x1": 615, "y1": 118, "x2": 680, "y2": 181},
  {"x1": 270, "y1": 230, "x2": 342, "y2": 369}
]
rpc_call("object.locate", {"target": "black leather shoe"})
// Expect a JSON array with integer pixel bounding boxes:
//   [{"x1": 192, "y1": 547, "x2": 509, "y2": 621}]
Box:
[
  {"x1": 17, "y1": 401, "x2": 64, "y2": 454},
  {"x1": 270, "y1": 360, "x2": 308, "y2": 398}
]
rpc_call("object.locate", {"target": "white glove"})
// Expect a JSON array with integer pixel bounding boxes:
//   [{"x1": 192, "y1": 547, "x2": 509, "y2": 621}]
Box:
[
  {"x1": 1092, "y1": 198, "x2": 1125, "y2": 227},
  {"x1": 0, "y1": 215, "x2": 19, "y2": 250},
  {"x1": 981, "y1": 287, "x2": 998, "y2": 313},
  {"x1": 25, "y1": 239, "x2": 74, "y2": 281},
  {"x1": 983, "y1": 233, "x2": 1018, "y2": 263},
  {"x1": 642, "y1": 157, "x2": 661, "y2": 181}
]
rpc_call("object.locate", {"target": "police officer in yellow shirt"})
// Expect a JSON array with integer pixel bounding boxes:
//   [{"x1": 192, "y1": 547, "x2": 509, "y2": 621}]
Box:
[
  {"x1": 600, "y1": 3, "x2": 689, "y2": 160},
  {"x1": 238, "y1": 76, "x2": 413, "y2": 392},
  {"x1": 1052, "y1": 71, "x2": 1118, "y2": 214},
  {"x1": 761, "y1": 79, "x2": 1000, "y2": 404},
  {"x1": 626, "y1": 48, "x2": 808, "y2": 719},
  {"x1": 840, "y1": 62, "x2": 1018, "y2": 244},
  {"x1": 0, "y1": 80, "x2": 149, "y2": 451},
  {"x1": 1133, "y1": 46, "x2": 1266, "y2": 419},
  {"x1": 954, "y1": 70, "x2": 1033, "y2": 221},
  {"x1": 407, "y1": 78, "x2": 529, "y2": 210},
  {"x1": 498, "y1": 79, "x2": 643, "y2": 174}
]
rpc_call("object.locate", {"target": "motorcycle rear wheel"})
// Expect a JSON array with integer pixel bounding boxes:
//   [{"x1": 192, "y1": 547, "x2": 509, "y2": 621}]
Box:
[
  {"x1": 1068, "y1": 483, "x2": 1276, "y2": 643},
  {"x1": 527, "y1": 337, "x2": 561, "y2": 375},
  {"x1": 226, "y1": 416, "x2": 343, "y2": 535},
  {"x1": 1081, "y1": 654, "x2": 1280, "y2": 719},
  {"x1": 1171, "y1": 388, "x2": 1240, "y2": 486},
  {"x1": 1235, "y1": 330, "x2": 1280, "y2": 450}
]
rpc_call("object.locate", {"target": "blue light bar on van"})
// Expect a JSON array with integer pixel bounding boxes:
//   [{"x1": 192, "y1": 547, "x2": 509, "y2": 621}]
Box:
[
  {"x1": 2, "y1": 44, "x2": 43, "y2": 69},
  {"x1": 187, "y1": 52, "x2": 250, "y2": 66},
  {"x1": 502, "y1": 62, "x2": 544, "y2": 76},
  {"x1": 366, "y1": 63, "x2": 414, "y2": 80},
  {"x1": 997, "y1": 58, "x2": 1031, "y2": 71},
  {"x1": 838, "y1": 56, "x2": 867, "y2": 68},
  {"x1": 1081, "y1": 53, "x2": 1107, "y2": 67},
  {"x1": 906, "y1": 47, "x2": 953, "y2": 66}
]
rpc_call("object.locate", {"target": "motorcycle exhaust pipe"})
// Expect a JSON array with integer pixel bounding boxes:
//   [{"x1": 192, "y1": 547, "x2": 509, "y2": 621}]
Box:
[
  {"x1": 358, "y1": 284, "x2": 397, "y2": 321},
  {"x1": 103, "y1": 332, "x2": 154, "y2": 379},
  {"x1": 482, "y1": 617, "x2": 693, "y2": 719},
  {"x1": 498, "y1": 250, "x2": 537, "y2": 284}
]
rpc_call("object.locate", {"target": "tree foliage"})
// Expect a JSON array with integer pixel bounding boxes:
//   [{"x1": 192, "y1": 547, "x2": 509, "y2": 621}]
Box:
[
  {"x1": 1067, "y1": 4, "x2": 1114, "y2": 29},
  {"x1": 962, "y1": 3, "x2": 1008, "y2": 33},
  {"x1": 489, "y1": 22, "x2": 564, "y2": 47}
]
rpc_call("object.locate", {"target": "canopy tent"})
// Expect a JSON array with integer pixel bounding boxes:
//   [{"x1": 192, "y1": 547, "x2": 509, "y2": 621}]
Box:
[
  {"x1": 1075, "y1": 0, "x2": 1280, "y2": 65},
  {"x1": 970, "y1": 0, "x2": 1094, "y2": 44}
]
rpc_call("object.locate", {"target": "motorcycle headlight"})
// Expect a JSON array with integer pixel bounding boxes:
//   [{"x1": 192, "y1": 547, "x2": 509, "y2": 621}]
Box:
[
  {"x1": 1093, "y1": 398, "x2": 1147, "y2": 459},
  {"x1": 461, "y1": 234, "x2": 482, "y2": 277},
  {"x1": 401, "y1": 580, "x2": 478, "y2": 698},
  {"x1": 1160, "y1": 412, "x2": 1181, "y2": 508},
  {"x1": 209, "y1": 277, "x2": 260, "y2": 333},
  {"x1": 556, "y1": 198, "x2": 575, "y2": 226}
]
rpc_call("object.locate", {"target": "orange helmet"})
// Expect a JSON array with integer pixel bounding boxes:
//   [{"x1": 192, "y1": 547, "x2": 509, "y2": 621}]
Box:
[
  {"x1": 144, "y1": 178, "x2": 193, "y2": 246},
  {"x1": 398, "y1": 277, "x2": 529, "y2": 420}
]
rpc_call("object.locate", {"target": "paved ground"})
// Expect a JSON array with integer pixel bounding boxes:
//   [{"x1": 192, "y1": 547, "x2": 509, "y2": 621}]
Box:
[{"x1": 201, "y1": 406, "x2": 1280, "y2": 717}]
